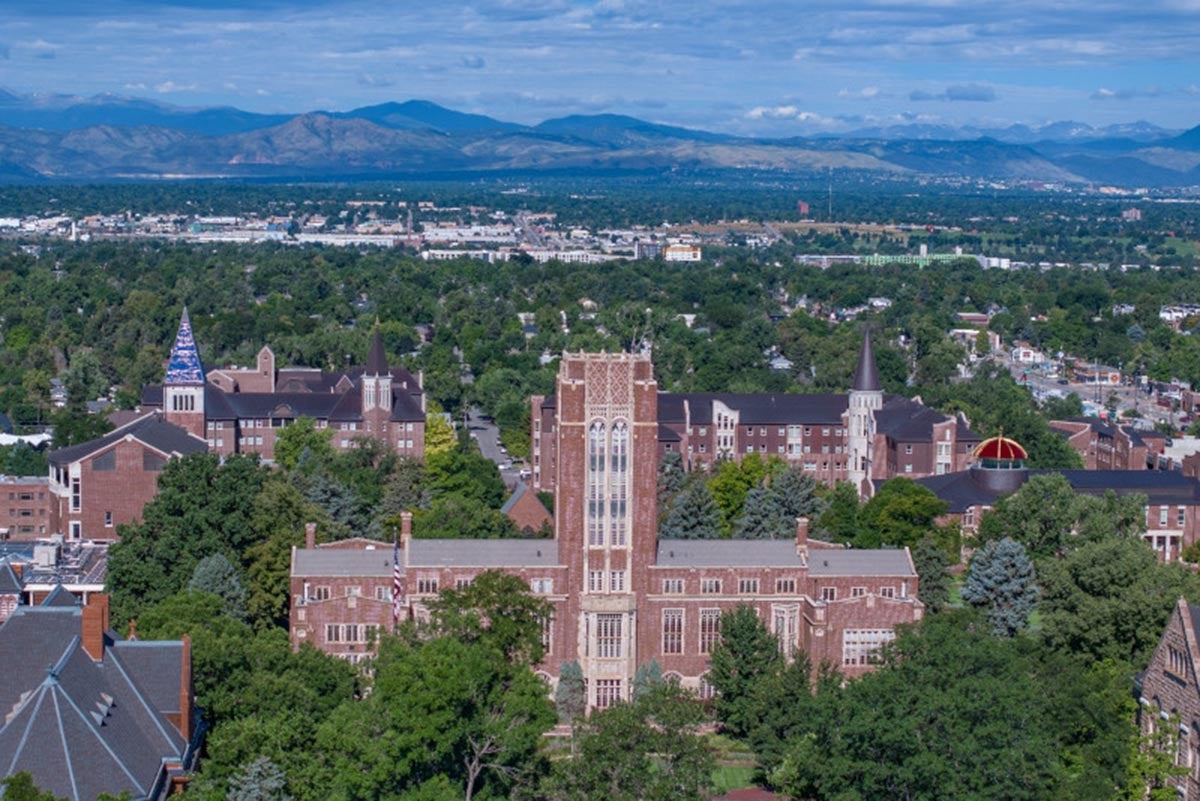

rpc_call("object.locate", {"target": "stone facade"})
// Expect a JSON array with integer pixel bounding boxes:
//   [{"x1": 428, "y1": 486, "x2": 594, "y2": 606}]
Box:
[{"x1": 1138, "y1": 598, "x2": 1200, "y2": 797}]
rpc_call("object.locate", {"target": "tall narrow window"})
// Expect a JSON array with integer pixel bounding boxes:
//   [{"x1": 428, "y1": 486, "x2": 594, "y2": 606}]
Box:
[
  {"x1": 608, "y1": 422, "x2": 628, "y2": 546},
  {"x1": 663, "y1": 609, "x2": 684, "y2": 654},
  {"x1": 597, "y1": 614, "x2": 623, "y2": 658},
  {"x1": 588, "y1": 422, "x2": 606, "y2": 546}
]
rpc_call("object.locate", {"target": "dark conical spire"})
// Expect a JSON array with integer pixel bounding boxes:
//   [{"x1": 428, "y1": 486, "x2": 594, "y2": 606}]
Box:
[
  {"x1": 165, "y1": 306, "x2": 205, "y2": 385},
  {"x1": 366, "y1": 322, "x2": 389, "y2": 376},
  {"x1": 852, "y1": 330, "x2": 881, "y2": 392}
]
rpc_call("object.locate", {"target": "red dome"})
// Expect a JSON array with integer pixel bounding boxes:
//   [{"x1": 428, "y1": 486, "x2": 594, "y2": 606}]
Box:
[{"x1": 973, "y1": 436, "x2": 1028, "y2": 461}]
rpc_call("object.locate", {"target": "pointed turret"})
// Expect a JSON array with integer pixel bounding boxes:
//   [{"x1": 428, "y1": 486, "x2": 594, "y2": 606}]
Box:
[
  {"x1": 365, "y1": 323, "x2": 389, "y2": 377},
  {"x1": 165, "y1": 307, "x2": 205, "y2": 386},
  {"x1": 852, "y1": 330, "x2": 881, "y2": 392}
]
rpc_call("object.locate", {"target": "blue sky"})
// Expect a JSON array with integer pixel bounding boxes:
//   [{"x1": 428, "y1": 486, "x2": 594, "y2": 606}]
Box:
[{"x1": 1, "y1": 0, "x2": 1197, "y2": 134}]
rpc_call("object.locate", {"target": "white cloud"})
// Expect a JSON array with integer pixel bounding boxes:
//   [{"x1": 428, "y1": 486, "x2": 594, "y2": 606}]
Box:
[{"x1": 153, "y1": 81, "x2": 197, "y2": 93}]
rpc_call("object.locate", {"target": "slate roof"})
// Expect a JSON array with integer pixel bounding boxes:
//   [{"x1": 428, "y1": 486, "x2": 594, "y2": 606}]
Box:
[
  {"x1": 875, "y1": 396, "x2": 952, "y2": 442},
  {"x1": 916, "y1": 467, "x2": 1200, "y2": 513},
  {"x1": 293, "y1": 547, "x2": 396, "y2": 578},
  {"x1": 0, "y1": 560, "x2": 23, "y2": 595},
  {"x1": 48, "y1": 413, "x2": 207, "y2": 467},
  {"x1": 408, "y1": 539, "x2": 559, "y2": 568},
  {"x1": 0, "y1": 605, "x2": 194, "y2": 801},
  {"x1": 41, "y1": 585, "x2": 80, "y2": 607},
  {"x1": 164, "y1": 308, "x2": 205, "y2": 386},
  {"x1": 664, "y1": 393, "x2": 848, "y2": 425},
  {"x1": 499, "y1": 482, "x2": 530, "y2": 515},
  {"x1": 808, "y1": 549, "x2": 915, "y2": 577},
  {"x1": 365, "y1": 326, "x2": 388, "y2": 376},
  {"x1": 852, "y1": 332, "x2": 882, "y2": 392},
  {"x1": 655, "y1": 540, "x2": 806, "y2": 568}
]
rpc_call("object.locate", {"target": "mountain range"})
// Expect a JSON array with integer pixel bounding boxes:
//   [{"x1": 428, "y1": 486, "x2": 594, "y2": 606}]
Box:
[{"x1": 0, "y1": 91, "x2": 1196, "y2": 186}]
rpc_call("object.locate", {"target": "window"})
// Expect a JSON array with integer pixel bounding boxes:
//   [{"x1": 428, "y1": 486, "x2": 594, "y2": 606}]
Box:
[
  {"x1": 416, "y1": 577, "x2": 438, "y2": 594},
  {"x1": 70, "y1": 522, "x2": 81, "y2": 540},
  {"x1": 375, "y1": 586, "x2": 389, "y2": 601},
  {"x1": 1179, "y1": 507, "x2": 1187, "y2": 527},
  {"x1": 822, "y1": 427, "x2": 830, "y2": 436},
  {"x1": 312, "y1": 586, "x2": 330, "y2": 601},
  {"x1": 143, "y1": 452, "x2": 166, "y2": 472},
  {"x1": 344, "y1": 586, "x2": 362, "y2": 597},
  {"x1": 104, "y1": 511, "x2": 113, "y2": 527},
  {"x1": 905, "y1": 444, "x2": 913, "y2": 455},
  {"x1": 777, "y1": 427, "x2": 785, "y2": 436},
  {"x1": 663, "y1": 609, "x2": 684, "y2": 654},
  {"x1": 851, "y1": 586, "x2": 865, "y2": 598},
  {"x1": 821, "y1": 587, "x2": 837, "y2": 602},
  {"x1": 843, "y1": 629, "x2": 896, "y2": 666},
  {"x1": 1160, "y1": 507, "x2": 1169, "y2": 527},
  {"x1": 880, "y1": 586, "x2": 896, "y2": 599},
  {"x1": 456, "y1": 577, "x2": 474, "y2": 590},
  {"x1": 589, "y1": 571, "x2": 605, "y2": 593},
  {"x1": 699, "y1": 675, "x2": 716, "y2": 700},
  {"x1": 904, "y1": 464, "x2": 913, "y2": 474},
  {"x1": 587, "y1": 422, "x2": 605, "y2": 546},
  {"x1": 776, "y1": 577, "x2": 796, "y2": 594},
  {"x1": 531, "y1": 578, "x2": 553, "y2": 594},
  {"x1": 773, "y1": 605, "x2": 799, "y2": 658},
  {"x1": 93, "y1": 451, "x2": 115, "y2": 471},
  {"x1": 610, "y1": 571, "x2": 626, "y2": 592},
  {"x1": 595, "y1": 679, "x2": 622, "y2": 709},
  {"x1": 540, "y1": 614, "x2": 553, "y2": 652},
  {"x1": 325, "y1": 624, "x2": 342, "y2": 643},
  {"x1": 738, "y1": 578, "x2": 759, "y2": 594},
  {"x1": 70, "y1": 478, "x2": 81, "y2": 511},
  {"x1": 701, "y1": 578, "x2": 722, "y2": 594},
  {"x1": 597, "y1": 614, "x2": 623, "y2": 658},
  {"x1": 663, "y1": 578, "x2": 684, "y2": 594},
  {"x1": 700, "y1": 609, "x2": 721, "y2": 654}
]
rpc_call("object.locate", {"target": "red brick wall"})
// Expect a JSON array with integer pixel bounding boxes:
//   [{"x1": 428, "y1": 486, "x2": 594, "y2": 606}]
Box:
[
  {"x1": 65, "y1": 440, "x2": 165, "y2": 540},
  {"x1": 0, "y1": 477, "x2": 54, "y2": 540},
  {"x1": 1138, "y1": 600, "x2": 1200, "y2": 799}
]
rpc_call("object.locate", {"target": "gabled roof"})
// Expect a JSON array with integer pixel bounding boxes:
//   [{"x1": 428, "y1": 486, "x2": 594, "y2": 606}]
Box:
[
  {"x1": 48, "y1": 413, "x2": 206, "y2": 467},
  {"x1": 41, "y1": 585, "x2": 79, "y2": 607},
  {"x1": 0, "y1": 560, "x2": 23, "y2": 595},
  {"x1": 164, "y1": 307, "x2": 205, "y2": 386}
]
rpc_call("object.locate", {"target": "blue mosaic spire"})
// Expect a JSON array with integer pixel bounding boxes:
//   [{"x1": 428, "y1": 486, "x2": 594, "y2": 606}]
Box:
[{"x1": 165, "y1": 307, "x2": 205, "y2": 385}]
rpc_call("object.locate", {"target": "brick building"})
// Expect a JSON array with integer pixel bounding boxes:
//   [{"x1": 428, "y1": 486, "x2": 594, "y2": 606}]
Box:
[
  {"x1": 1, "y1": 475, "x2": 53, "y2": 540},
  {"x1": 291, "y1": 351, "x2": 924, "y2": 708},
  {"x1": 916, "y1": 437, "x2": 1200, "y2": 562},
  {"x1": 143, "y1": 309, "x2": 427, "y2": 462},
  {"x1": 1137, "y1": 598, "x2": 1200, "y2": 797},
  {"x1": 531, "y1": 334, "x2": 979, "y2": 498},
  {"x1": 1050, "y1": 417, "x2": 1156, "y2": 470},
  {"x1": 46, "y1": 412, "x2": 206, "y2": 541}
]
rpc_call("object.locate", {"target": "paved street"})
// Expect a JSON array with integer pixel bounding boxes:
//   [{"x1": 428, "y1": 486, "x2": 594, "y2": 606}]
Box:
[{"x1": 465, "y1": 406, "x2": 520, "y2": 489}]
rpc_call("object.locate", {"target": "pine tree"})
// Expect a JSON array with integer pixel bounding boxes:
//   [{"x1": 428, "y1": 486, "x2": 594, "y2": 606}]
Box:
[
  {"x1": 961, "y1": 537, "x2": 1038, "y2": 637},
  {"x1": 815, "y1": 481, "x2": 862, "y2": 543},
  {"x1": 556, "y1": 660, "x2": 586, "y2": 724},
  {"x1": 770, "y1": 466, "x2": 824, "y2": 521},
  {"x1": 708, "y1": 605, "x2": 782, "y2": 737},
  {"x1": 657, "y1": 450, "x2": 685, "y2": 517},
  {"x1": 912, "y1": 537, "x2": 950, "y2": 613},
  {"x1": 735, "y1": 486, "x2": 789, "y2": 539},
  {"x1": 228, "y1": 756, "x2": 292, "y2": 801},
  {"x1": 633, "y1": 659, "x2": 664, "y2": 700},
  {"x1": 660, "y1": 481, "x2": 722, "y2": 540},
  {"x1": 188, "y1": 552, "x2": 247, "y2": 621}
]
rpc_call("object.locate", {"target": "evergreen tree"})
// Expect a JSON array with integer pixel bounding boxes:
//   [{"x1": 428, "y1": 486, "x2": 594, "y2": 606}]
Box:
[
  {"x1": 556, "y1": 660, "x2": 586, "y2": 724},
  {"x1": 708, "y1": 605, "x2": 781, "y2": 737},
  {"x1": 911, "y1": 537, "x2": 950, "y2": 613},
  {"x1": 659, "y1": 481, "x2": 722, "y2": 539},
  {"x1": 734, "y1": 486, "x2": 788, "y2": 539},
  {"x1": 770, "y1": 466, "x2": 824, "y2": 521},
  {"x1": 633, "y1": 659, "x2": 664, "y2": 701},
  {"x1": 228, "y1": 756, "x2": 292, "y2": 801},
  {"x1": 188, "y1": 552, "x2": 247, "y2": 621},
  {"x1": 657, "y1": 451, "x2": 685, "y2": 516},
  {"x1": 960, "y1": 537, "x2": 1038, "y2": 637},
  {"x1": 815, "y1": 481, "x2": 861, "y2": 543}
]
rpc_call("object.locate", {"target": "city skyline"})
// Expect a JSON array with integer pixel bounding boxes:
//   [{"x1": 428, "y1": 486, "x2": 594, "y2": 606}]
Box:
[{"x1": 0, "y1": 0, "x2": 1196, "y2": 136}]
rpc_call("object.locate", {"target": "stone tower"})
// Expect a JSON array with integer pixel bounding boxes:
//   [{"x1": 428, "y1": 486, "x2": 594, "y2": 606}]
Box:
[
  {"x1": 846, "y1": 330, "x2": 882, "y2": 497},
  {"x1": 162, "y1": 307, "x2": 207, "y2": 439},
  {"x1": 361, "y1": 325, "x2": 392, "y2": 437}
]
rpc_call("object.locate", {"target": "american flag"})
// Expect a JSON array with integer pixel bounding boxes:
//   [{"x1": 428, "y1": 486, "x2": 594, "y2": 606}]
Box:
[{"x1": 392, "y1": 533, "x2": 403, "y2": 630}]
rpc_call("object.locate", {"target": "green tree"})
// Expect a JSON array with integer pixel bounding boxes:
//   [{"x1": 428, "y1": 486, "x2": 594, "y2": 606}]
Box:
[
  {"x1": 0, "y1": 773, "x2": 66, "y2": 801},
  {"x1": 659, "y1": 481, "x2": 722, "y2": 539},
  {"x1": 632, "y1": 659, "x2": 664, "y2": 701},
  {"x1": 961, "y1": 537, "x2": 1038, "y2": 637},
  {"x1": 708, "y1": 454, "x2": 780, "y2": 533},
  {"x1": 544, "y1": 684, "x2": 714, "y2": 801},
  {"x1": 657, "y1": 450, "x2": 685, "y2": 516},
  {"x1": 1124, "y1": 716, "x2": 1189, "y2": 801},
  {"x1": 814, "y1": 480, "x2": 861, "y2": 543},
  {"x1": 734, "y1": 486, "x2": 789, "y2": 539},
  {"x1": 856, "y1": 477, "x2": 948, "y2": 549},
  {"x1": 769, "y1": 466, "x2": 824, "y2": 521},
  {"x1": 977, "y1": 473, "x2": 1080, "y2": 559},
  {"x1": 708, "y1": 605, "x2": 781, "y2": 738},
  {"x1": 424, "y1": 400, "x2": 457, "y2": 455},
  {"x1": 228, "y1": 757, "x2": 292, "y2": 801},
  {"x1": 425, "y1": 570, "x2": 553, "y2": 665},
  {"x1": 188, "y1": 552, "x2": 247, "y2": 621},
  {"x1": 273, "y1": 417, "x2": 334, "y2": 471},
  {"x1": 912, "y1": 536, "x2": 951, "y2": 613},
  {"x1": 556, "y1": 660, "x2": 586, "y2": 724}
]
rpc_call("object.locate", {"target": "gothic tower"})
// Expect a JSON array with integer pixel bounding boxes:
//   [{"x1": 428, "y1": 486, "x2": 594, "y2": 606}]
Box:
[
  {"x1": 553, "y1": 351, "x2": 658, "y2": 708},
  {"x1": 846, "y1": 330, "x2": 882, "y2": 497},
  {"x1": 163, "y1": 307, "x2": 207, "y2": 439},
  {"x1": 361, "y1": 325, "x2": 392, "y2": 438}
]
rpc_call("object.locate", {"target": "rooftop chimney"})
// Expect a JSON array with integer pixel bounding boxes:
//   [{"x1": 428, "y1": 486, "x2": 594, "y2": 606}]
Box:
[
  {"x1": 305, "y1": 522, "x2": 317, "y2": 550},
  {"x1": 795, "y1": 517, "x2": 810, "y2": 564},
  {"x1": 82, "y1": 593, "x2": 110, "y2": 661},
  {"x1": 400, "y1": 511, "x2": 413, "y2": 552}
]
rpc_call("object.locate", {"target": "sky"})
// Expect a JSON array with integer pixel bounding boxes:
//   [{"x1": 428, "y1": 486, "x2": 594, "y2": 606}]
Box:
[{"x1": 0, "y1": 0, "x2": 1197, "y2": 135}]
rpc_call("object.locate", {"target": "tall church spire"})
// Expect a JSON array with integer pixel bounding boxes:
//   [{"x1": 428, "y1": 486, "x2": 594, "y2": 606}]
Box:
[
  {"x1": 165, "y1": 307, "x2": 205, "y2": 385},
  {"x1": 365, "y1": 322, "x2": 389, "y2": 376},
  {"x1": 852, "y1": 330, "x2": 881, "y2": 392}
]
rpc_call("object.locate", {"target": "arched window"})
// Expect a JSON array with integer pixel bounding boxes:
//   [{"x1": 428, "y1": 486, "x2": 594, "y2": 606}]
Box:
[
  {"x1": 588, "y1": 421, "x2": 606, "y2": 547},
  {"x1": 608, "y1": 421, "x2": 628, "y2": 546}
]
